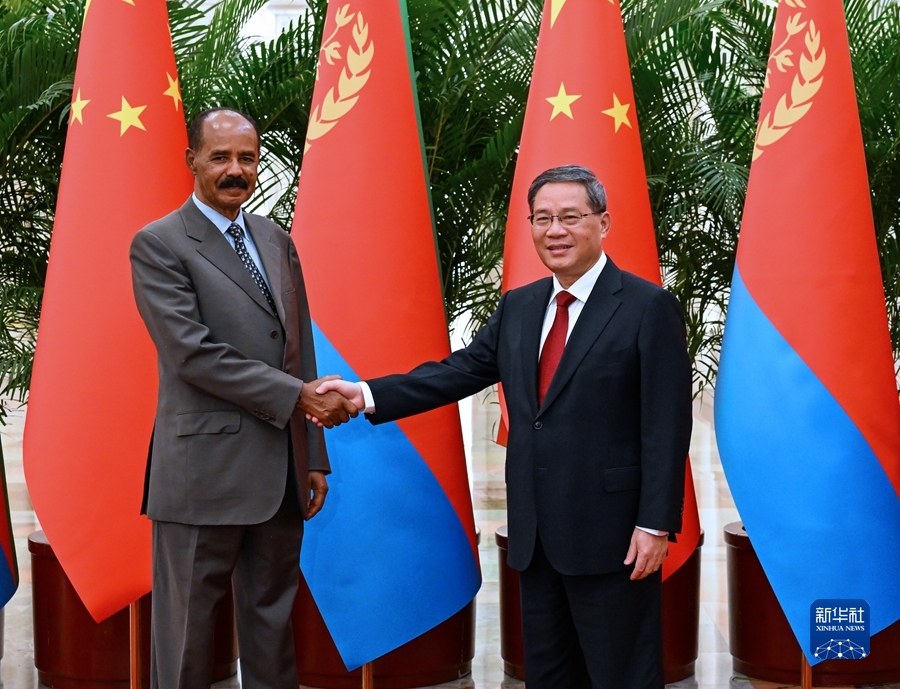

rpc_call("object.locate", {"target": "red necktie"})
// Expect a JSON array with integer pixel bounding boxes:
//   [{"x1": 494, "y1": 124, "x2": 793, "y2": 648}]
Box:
[{"x1": 538, "y1": 290, "x2": 576, "y2": 405}]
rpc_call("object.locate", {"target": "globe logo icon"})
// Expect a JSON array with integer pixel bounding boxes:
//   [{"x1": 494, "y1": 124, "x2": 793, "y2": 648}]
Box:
[{"x1": 814, "y1": 639, "x2": 868, "y2": 660}]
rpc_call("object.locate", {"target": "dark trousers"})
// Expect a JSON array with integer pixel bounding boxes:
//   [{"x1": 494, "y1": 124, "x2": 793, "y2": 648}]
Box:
[
  {"x1": 150, "y1": 482, "x2": 303, "y2": 689},
  {"x1": 519, "y1": 534, "x2": 663, "y2": 689}
]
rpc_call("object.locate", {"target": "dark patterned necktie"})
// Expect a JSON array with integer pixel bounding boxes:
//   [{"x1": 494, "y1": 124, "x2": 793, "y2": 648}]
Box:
[
  {"x1": 226, "y1": 222, "x2": 277, "y2": 316},
  {"x1": 538, "y1": 290, "x2": 576, "y2": 405}
]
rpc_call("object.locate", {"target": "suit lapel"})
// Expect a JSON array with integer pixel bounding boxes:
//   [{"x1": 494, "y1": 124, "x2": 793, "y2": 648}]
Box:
[
  {"x1": 537, "y1": 260, "x2": 623, "y2": 417},
  {"x1": 244, "y1": 212, "x2": 286, "y2": 324},
  {"x1": 519, "y1": 279, "x2": 553, "y2": 419},
  {"x1": 181, "y1": 200, "x2": 274, "y2": 317}
]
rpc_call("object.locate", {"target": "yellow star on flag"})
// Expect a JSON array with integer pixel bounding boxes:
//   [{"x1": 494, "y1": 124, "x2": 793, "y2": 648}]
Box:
[
  {"x1": 163, "y1": 73, "x2": 183, "y2": 110},
  {"x1": 550, "y1": 0, "x2": 567, "y2": 26},
  {"x1": 107, "y1": 97, "x2": 147, "y2": 135},
  {"x1": 546, "y1": 83, "x2": 581, "y2": 121},
  {"x1": 121, "y1": 0, "x2": 135, "y2": 5},
  {"x1": 602, "y1": 93, "x2": 632, "y2": 132},
  {"x1": 70, "y1": 89, "x2": 90, "y2": 124}
]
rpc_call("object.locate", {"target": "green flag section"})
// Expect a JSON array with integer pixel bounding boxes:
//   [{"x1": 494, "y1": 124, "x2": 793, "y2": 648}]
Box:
[
  {"x1": 291, "y1": 0, "x2": 481, "y2": 669},
  {"x1": 716, "y1": 0, "x2": 900, "y2": 661}
]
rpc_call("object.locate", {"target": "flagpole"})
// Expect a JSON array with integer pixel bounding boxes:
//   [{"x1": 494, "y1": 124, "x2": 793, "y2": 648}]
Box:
[
  {"x1": 801, "y1": 653, "x2": 812, "y2": 689},
  {"x1": 362, "y1": 662, "x2": 374, "y2": 689},
  {"x1": 130, "y1": 600, "x2": 143, "y2": 689}
]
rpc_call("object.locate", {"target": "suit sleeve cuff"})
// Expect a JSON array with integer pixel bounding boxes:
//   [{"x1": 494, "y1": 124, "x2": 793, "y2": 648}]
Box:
[
  {"x1": 359, "y1": 381, "x2": 376, "y2": 414},
  {"x1": 636, "y1": 526, "x2": 668, "y2": 537}
]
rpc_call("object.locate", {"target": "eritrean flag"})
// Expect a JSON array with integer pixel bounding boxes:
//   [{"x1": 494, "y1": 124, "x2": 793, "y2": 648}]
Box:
[
  {"x1": 715, "y1": 0, "x2": 900, "y2": 661},
  {"x1": 291, "y1": 0, "x2": 480, "y2": 670},
  {"x1": 0, "y1": 443, "x2": 17, "y2": 608},
  {"x1": 500, "y1": 0, "x2": 700, "y2": 578}
]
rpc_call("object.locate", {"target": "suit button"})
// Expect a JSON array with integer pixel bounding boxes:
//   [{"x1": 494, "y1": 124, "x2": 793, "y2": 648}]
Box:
[
  {"x1": 270, "y1": 330, "x2": 279, "y2": 339},
  {"x1": 533, "y1": 421, "x2": 542, "y2": 430}
]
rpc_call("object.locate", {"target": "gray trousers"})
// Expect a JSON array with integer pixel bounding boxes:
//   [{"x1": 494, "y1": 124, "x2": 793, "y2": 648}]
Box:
[{"x1": 150, "y1": 484, "x2": 303, "y2": 689}]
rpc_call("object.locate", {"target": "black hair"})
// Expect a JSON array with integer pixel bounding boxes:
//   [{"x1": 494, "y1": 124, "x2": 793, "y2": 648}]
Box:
[{"x1": 527, "y1": 165, "x2": 607, "y2": 213}]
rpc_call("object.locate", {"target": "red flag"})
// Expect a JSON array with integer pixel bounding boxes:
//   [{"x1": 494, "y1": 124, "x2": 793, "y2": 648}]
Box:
[
  {"x1": 500, "y1": 0, "x2": 700, "y2": 578},
  {"x1": 24, "y1": 0, "x2": 191, "y2": 621},
  {"x1": 291, "y1": 0, "x2": 480, "y2": 667},
  {"x1": 715, "y1": 0, "x2": 900, "y2": 655}
]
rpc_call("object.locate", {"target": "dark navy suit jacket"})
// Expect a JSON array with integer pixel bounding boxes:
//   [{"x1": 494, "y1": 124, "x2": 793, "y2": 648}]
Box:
[{"x1": 367, "y1": 258, "x2": 692, "y2": 574}]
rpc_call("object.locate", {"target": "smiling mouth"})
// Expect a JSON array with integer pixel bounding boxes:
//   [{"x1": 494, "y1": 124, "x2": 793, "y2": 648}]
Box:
[{"x1": 547, "y1": 244, "x2": 572, "y2": 252}]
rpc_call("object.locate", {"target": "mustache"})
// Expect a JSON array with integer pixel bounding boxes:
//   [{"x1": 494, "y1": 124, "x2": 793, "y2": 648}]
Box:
[{"x1": 218, "y1": 176, "x2": 249, "y2": 190}]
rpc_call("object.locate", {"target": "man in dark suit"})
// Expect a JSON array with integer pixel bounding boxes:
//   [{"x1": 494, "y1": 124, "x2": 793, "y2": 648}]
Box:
[
  {"x1": 315, "y1": 166, "x2": 692, "y2": 688},
  {"x1": 130, "y1": 108, "x2": 357, "y2": 689}
]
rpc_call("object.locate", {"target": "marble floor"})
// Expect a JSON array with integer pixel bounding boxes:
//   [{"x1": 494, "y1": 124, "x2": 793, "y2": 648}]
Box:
[{"x1": 0, "y1": 392, "x2": 894, "y2": 689}]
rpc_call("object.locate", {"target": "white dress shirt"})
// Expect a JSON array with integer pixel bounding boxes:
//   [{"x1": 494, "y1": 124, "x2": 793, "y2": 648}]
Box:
[
  {"x1": 192, "y1": 194, "x2": 271, "y2": 290},
  {"x1": 538, "y1": 252, "x2": 607, "y2": 354}
]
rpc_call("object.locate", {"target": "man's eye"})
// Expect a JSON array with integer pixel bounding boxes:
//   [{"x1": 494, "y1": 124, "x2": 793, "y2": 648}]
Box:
[
  {"x1": 561, "y1": 215, "x2": 582, "y2": 224},
  {"x1": 533, "y1": 216, "x2": 551, "y2": 224}
]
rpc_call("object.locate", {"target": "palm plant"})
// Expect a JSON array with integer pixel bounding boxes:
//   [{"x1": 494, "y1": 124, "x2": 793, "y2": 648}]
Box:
[
  {"x1": 623, "y1": 0, "x2": 776, "y2": 392},
  {"x1": 1, "y1": 0, "x2": 898, "y2": 422},
  {"x1": 407, "y1": 0, "x2": 541, "y2": 329},
  {"x1": 625, "y1": 0, "x2": 900, "y2": 390},
  {"x1": 177, "y1": 0, "x2": 542, "y2": 332},
  {"x1": 169, "y1": 0, "x2": 326, "y2": 228},
  {"x1": 0, "y1": 0, "x2": 81, "y2": 421},
  {"x1": 850, "y1": 0, "x2": 900, "y2": 375}
]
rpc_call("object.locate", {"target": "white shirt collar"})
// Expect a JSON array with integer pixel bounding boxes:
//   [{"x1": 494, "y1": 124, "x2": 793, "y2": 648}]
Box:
[
  {"x1": 548, "y1": 252, "x2": 607, "y2": 306},
  {"x1": 191, "y1": 193, "x2": 246, "y2": 235}
]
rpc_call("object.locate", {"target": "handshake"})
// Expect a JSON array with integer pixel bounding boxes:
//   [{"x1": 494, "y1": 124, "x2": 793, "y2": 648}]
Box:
[{"x1": 295, "y1": 375, "x2": 366, "y2": 428}]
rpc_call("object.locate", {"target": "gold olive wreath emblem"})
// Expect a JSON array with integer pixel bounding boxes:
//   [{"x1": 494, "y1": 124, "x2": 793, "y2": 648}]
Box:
[
  {"x1": 753, "y1": 0, "x2": 826, "y2": 161},
  {"x1": 305, "y1": 4, "x2": 374, "y2": 153}
]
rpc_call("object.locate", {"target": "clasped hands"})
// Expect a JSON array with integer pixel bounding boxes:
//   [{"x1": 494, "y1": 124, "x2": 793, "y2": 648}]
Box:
[{"x1": 296, "y1": 375, "x2": 365, "y2": 428}]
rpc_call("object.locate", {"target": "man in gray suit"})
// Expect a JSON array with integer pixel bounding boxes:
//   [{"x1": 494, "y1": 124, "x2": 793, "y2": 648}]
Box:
[{"x1": 130, "y1": 108, "x2": 357, "y2": 688}]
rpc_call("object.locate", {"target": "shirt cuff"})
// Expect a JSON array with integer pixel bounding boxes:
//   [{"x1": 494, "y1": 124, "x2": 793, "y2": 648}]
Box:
[
  {"x1": 358, "y1": 381, "x2": 376, "y2": 414},
  {"x1": 636, "y1": 526, "x2": 668, "y2": 537}
]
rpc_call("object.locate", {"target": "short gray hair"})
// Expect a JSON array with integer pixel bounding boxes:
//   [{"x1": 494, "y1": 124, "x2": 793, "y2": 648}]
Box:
[{"x1": 527, "y1": 165, "x2": 607, "y2": 214}]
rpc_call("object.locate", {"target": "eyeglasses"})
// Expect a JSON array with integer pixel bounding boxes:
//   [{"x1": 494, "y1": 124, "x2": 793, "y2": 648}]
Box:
[{"x1": 528, "y1": 212, "x2": 602, "y2": 230}]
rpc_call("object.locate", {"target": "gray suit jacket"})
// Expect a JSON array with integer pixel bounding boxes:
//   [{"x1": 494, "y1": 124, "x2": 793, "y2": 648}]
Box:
[{"x1": 130, "y1": 198, "x2": 329, "y2": 525}]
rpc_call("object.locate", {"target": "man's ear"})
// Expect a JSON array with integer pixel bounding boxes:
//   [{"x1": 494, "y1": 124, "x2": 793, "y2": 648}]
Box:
[
  {"x1": 185, "y1": 148, "x2": 196, "y2": 174},
  {"x1": 599, "y1": 211, "x2": 611, "y2": 236}
]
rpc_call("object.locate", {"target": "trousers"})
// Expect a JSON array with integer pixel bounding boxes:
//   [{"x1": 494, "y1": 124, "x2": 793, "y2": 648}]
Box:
[{"x1": 519, "y1": 533, "x2": 663, "y2": 689}]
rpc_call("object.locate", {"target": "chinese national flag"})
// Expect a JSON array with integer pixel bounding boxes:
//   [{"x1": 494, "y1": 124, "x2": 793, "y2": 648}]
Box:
[
  {"x1": 500, "y1": 0, "x2": 700, "y2": 578},
  {"x1": 24, "y1": 0, "x2": 191, "y2": 621}
]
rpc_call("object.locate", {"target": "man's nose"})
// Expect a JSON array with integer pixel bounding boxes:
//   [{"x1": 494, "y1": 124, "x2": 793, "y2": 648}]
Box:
[
  {"x1": 546, "y1": 218, "x2": 568, "y2": 235},
  {"x1": 226, "y1": 157, "x2": 243, "y2": 176}
]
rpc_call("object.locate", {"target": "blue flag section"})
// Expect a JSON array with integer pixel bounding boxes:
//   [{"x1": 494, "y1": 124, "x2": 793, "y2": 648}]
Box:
[
  {"x1": 300, "y1": 325, "x2": 482, "y2": 669},
  {"x1": 715, "y1": 0, "x2": 900, "y2": 663},
  {"x1": 293, "y1": 0, "x2": 481, "y2": 670},
  {"x1": 0, "y1": 443, "x2": 17, "y2": 608},
  {"x1": 716, "y1": 271, "x2": 900, "y2": 659}
]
